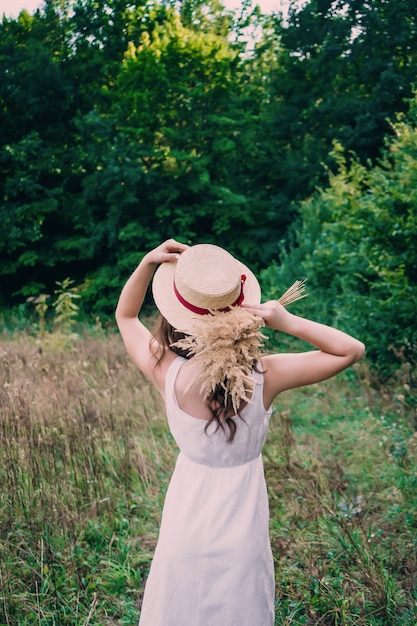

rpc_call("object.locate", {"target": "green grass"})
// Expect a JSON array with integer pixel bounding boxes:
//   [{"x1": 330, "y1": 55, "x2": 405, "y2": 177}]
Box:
[
  {"x1": 0, "y1": 331, "x2": 416, "y2": 625},
  {"x1": 266, "y1": 372, "x2": 417, "y2": 625}
]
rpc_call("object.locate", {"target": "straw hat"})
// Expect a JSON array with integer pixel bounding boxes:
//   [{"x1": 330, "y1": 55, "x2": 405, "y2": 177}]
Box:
[{"x1": 152, "y1": 243, "x2": 261, "y2": 333}]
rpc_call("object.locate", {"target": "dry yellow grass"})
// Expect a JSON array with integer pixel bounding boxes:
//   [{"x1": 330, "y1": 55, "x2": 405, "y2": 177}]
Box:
[{"x1": 0, "y1": 332, "x2": 175, "y2": 535}]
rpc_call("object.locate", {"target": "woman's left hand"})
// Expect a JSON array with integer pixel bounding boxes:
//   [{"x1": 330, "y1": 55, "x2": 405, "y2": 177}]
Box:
[{"x1": 241, "y1": 300, "x2": 292, "y2": 331}]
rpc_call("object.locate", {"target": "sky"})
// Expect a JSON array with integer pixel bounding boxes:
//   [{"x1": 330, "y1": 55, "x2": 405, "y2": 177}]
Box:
[{"x1": 0, "y1": 0, "x2": 291, "y2": 20}]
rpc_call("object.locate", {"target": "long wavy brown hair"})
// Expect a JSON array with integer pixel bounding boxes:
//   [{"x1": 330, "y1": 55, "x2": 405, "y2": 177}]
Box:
[{"x1": 151, "y1": 315, "x2": 258, "y2": 442}]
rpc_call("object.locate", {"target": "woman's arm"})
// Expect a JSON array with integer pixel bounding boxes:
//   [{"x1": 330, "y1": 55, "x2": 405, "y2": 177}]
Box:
[
  {"x1": 115, "y1": 239, "x2": 188, "y2": 389},
  {"x1": 242, "y1": 300, "x2": 365, "y2": 406}
]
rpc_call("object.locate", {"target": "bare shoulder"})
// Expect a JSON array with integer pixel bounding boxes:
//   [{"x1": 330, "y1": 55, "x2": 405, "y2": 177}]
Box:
[
  {"x1": 259, "y1": 353, "x2": 293, "y2": 408},
  {"x1": 149, "y1": 344, "x2": 179, "y2": 397},
  {"x1": 117, "y1": 318, "x2": 178, "y2": 396}
]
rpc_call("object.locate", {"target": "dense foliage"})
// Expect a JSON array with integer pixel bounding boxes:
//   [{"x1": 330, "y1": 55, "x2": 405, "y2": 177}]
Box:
[
  {"x1": 1, "y1": 0, "x2": 416, "y2": 378},
  {"x1": 261, "y1": 96, "x2": 417, "y2": 379}
]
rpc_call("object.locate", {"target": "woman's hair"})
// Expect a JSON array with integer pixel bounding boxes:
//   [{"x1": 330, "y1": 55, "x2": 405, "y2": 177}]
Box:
[{"x1": 151, "y1": 315, "x2": 255, "y2": 443}]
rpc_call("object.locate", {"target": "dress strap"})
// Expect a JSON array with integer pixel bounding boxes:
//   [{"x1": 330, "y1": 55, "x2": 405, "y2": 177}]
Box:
[
  {"x1": 165, "y1": 356, "x2": 187, "y2": 400},
  {"x1": 247, "y1": 362, "x2": 270, "y2": 413}
]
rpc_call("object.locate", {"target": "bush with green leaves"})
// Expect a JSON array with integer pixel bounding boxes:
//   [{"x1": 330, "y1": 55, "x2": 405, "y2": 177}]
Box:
[{"x1": 261, "y1": 96, "x2": 417, "y2": 381}]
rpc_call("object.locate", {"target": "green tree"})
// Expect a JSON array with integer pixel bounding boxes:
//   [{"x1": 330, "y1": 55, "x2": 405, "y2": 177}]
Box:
[
  {"x1": 0, "y1": 8, "x2": 72, "y2": 145},
  {"x1": 84, "y1": 9, "x2": 255, "y2": 302},
  {"x1": 108, "y1": 3, "x2": 291, "y2": 263},
  {"x1": 0, "y1": 1, "x2": 151, "y2": 308},
  {"x1": 263, "y1": 0, "x2": 417, "y2": 204}
]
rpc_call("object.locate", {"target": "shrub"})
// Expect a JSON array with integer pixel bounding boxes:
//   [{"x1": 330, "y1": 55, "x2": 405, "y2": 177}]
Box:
[{"x1": 261, "y1": 95, "x2": 417, "y2": 381}]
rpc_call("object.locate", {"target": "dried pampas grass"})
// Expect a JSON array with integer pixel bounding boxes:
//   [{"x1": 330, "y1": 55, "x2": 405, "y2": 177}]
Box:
[
  {"x1": 278, "y1": 280, "x2": 308, "y2": 307},
  {"x1": 171, "y1": 280, "x2": 307, "y2": 413},
  {"x1": 171, "y1": 307, "x2": 266, "y2": 414}
]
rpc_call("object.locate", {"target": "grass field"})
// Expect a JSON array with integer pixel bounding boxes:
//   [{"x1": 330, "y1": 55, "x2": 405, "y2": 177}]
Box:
[{"x1": 0, "y1": 330, "x2": 416, "y2": 625}]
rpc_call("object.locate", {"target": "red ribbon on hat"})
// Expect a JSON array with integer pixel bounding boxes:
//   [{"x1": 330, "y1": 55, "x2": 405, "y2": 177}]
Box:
[{"x1": 174, "y1": 275, "x2": 246, "y2": 315}]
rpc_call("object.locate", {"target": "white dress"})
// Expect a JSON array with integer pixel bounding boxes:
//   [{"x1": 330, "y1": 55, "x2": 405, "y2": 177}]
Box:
[{"x1": 138, "y1": 356, "x2": 275, "y2": 626}]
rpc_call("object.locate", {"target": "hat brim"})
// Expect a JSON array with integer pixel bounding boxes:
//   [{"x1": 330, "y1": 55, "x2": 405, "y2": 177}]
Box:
[{"x1": 152, "y1": 256, "x2": 261, "y2": 333}]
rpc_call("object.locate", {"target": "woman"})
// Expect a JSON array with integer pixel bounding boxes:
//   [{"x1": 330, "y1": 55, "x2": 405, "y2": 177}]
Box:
[{"x1": 116, "y1": 239, "x2": 365, "y2": 626}]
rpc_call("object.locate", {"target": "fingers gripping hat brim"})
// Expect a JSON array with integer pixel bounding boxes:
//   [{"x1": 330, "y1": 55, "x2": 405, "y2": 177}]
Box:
[{"x1": 152, "y1": 244, "x2": 261, "y2": 333}]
